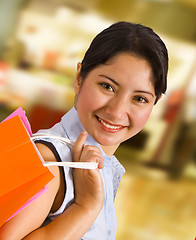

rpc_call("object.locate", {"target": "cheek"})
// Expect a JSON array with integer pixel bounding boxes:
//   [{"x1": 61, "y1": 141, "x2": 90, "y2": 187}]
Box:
[
  {"x1": 76, "y1": 86, "x2": 101, "y2": 113},
  {"x1": 78, "y1": 84, "x2": 106, "y2": 109},
  {"x1": 133, "y1": 108, "x2": 153, "y2": 129}
]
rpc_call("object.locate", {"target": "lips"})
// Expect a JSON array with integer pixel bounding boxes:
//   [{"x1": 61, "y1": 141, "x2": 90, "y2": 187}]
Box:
[{"x1": 96, "y1": 116, "x2": 126, "y2": 131}]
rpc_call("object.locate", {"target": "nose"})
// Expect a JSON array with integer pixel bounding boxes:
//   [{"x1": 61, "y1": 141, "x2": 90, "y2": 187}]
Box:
[{"x1": 104, "y1": 94, "x2": 130, "y2": 122}]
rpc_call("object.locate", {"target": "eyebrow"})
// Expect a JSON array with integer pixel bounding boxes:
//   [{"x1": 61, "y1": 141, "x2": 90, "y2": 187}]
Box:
[
  {"x1": 134, "y1": 90, "x2": 155, "y2": 98},
  {"x1": 99, "y1": 74, "x2": 120, "y2": 86}
]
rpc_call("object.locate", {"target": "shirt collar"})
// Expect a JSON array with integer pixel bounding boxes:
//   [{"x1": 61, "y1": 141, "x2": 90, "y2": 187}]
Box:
[{"x1": 61, "y1": 107, "x2": 100, "y2": 149}]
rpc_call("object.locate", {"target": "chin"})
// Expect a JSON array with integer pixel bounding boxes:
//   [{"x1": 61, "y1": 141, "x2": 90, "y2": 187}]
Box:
[{"x1": 95, "y1": 135, "x2": 120, "y2": 147}]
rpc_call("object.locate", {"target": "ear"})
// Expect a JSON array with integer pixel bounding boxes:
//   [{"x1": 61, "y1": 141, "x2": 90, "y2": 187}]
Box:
[{"x1": 74, "y1": 62, "x2": 82, "y2": 94}]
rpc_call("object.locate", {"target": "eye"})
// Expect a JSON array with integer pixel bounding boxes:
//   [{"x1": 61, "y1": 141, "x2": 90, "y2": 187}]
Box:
[
  {"x1": 133, "y1": 96, "x2": 148, "y2": 103},
  {"x1": 100, "y1": 83, "x2": 114, "y2": 92}
]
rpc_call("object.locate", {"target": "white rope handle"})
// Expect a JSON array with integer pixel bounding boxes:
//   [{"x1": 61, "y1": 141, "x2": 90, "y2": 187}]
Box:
[
  {"x1": 32, "y1": 133, "x2": 98, "y2": 169},
  {"x1": 31, "y1": 133, "x2": 74, "y2": 148},
  {"x1": 43, "y1": 161, "x2": 98, "y2": 169}
]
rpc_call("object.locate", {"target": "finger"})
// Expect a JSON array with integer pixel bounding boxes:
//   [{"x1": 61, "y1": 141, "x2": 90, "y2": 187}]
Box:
[
  {"x1": 73, "y1": 130, "x2": 88, "y2": 162},
  {"x1": 81, "y1": 144, "x2": 102, "y2": 154},
  {"x1": 96, "y1": 157, "x2": 104, "y2": 169},
  {"x1": 79, "y1": 147, "x2": 104, "y2": 170}
]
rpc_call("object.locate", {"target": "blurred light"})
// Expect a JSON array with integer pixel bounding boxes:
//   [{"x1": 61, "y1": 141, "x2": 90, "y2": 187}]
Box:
[
  {"x1": 55, "y1": 7, "x2": 75, "y2": 23},
  {"x1": 0, "y1": 71, "x2": 5, "y2": 79},
  {"x1": 78, "y1": 12, "x2": 113, "y2": 34}
]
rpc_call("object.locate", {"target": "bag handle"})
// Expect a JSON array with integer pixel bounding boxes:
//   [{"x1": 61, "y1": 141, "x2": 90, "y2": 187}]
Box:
[{"x1": 31, "y1": 133, "x2": 98, "y2": 169}]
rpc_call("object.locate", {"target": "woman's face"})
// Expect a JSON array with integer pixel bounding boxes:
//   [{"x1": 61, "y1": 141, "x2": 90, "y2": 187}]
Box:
[{"x1": 74, "y1": 53, "x2": 156, "y2": 155}]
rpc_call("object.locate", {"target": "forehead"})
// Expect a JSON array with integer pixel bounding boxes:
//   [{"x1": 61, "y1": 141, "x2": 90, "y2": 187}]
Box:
[
  {"x1": 106, "y1": 52, "x2": 152, "y2": 71},
  {"x1": 95, "y1": 53, "x2": 154, "y2": 85}
]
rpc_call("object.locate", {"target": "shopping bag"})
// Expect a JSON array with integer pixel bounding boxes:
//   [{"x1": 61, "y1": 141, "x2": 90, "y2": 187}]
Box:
[
  {"x1": 1, "y1": 107, "x2": 50, "y2": 222},
  {"x1": 0, "y1": 114, "x2": 54, "y2": 227},
  {"x1": 2, "y1": 107, "x2": 32, "y2": 136}
]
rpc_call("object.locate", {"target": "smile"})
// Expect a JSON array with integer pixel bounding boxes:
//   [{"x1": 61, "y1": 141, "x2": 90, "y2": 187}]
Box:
[{"x1": 97, "y1": 117, "x2": 124, "y2": 130}]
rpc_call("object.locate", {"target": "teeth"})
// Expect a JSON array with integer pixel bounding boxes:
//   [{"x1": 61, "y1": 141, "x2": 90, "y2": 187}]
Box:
[{"x1": 98, "y1": 118, "x2": 121, "y2": 130}]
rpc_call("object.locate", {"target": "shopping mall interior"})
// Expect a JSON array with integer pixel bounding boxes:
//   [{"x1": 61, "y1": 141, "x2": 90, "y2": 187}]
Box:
[{"x1": 0, "y1": 0, "x2": 196, "y2": 239}]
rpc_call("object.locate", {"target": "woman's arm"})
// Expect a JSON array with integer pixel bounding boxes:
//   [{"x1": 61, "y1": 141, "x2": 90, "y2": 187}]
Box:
[
  {"x1": 24, "y1": 131, "x2": 104, "y2": 240},
  {"x1": 0, "y1": 131, "x2": 104, "y2": 240},
  {"x1": 23, "y1": 201, "x2": 101, "y2": 240}
]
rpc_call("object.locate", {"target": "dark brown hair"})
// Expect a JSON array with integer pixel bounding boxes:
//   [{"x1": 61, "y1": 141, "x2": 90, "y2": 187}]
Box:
[{"x1": 80, "y1": 21, "x2": 168, "y2": 103}]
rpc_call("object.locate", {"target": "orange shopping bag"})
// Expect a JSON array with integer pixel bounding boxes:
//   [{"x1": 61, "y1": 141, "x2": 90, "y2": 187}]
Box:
[{"x1": 0, "y1": 115, "x2": 54, "y2": 227}]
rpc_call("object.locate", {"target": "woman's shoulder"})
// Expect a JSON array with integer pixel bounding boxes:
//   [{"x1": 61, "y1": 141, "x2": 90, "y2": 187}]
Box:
[{"x1": 35, "y1": 142, "x2": 66, "y2": 217}]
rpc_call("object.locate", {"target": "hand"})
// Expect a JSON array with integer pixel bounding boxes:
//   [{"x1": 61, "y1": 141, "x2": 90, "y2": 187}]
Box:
[{"x1": 72, "y1": 131, "x2": 104, "y2": 213}]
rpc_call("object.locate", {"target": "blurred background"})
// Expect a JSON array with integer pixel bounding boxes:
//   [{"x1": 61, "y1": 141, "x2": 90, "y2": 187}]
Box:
[{"x1": 0, "y1": 0, "x2": 196, "y2": 239}]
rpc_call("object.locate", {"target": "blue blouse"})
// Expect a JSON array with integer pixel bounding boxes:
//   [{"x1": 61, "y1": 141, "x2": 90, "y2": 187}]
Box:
[{"x1": 38, "y1": 107, "x2": 125, "y2": 240}]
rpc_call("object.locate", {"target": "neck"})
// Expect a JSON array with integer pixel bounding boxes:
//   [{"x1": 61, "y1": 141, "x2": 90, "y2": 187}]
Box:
[{"x1": 99, "y1": 144, "x2": 119, "y2": 157}]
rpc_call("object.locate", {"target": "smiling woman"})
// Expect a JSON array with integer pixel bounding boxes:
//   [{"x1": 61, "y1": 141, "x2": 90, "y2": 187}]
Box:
[
  {"x1": 0, "y1": 21, "x2": 168, "y2": 240},
  {"x1": 74, "y1": 53, "x2": 156, "y2": 155}
]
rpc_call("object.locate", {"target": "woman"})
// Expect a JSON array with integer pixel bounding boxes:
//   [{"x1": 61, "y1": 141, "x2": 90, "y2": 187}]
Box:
[{"x1": 0, "y1": 21, "x2": 168, "y2": 240}]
